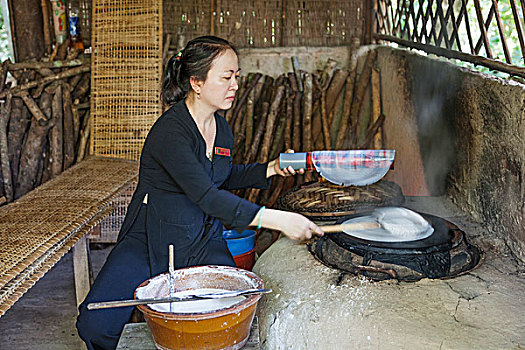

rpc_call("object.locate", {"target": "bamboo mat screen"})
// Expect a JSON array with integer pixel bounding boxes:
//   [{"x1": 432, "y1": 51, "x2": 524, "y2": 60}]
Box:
[
  {"x1": 163, "y1": 0, "x2": 366, "y2": 48},
  {"x1": 214, "y1": 0, "x2": 283, "y2": 47},
  {"x1": 163, "y1": 0, "x2": 211, "y2": 45},
  {"x1": 90, "y1": 0, "x2": 163, "y2": 160},
  {"x1": 283, "y1": 0, "x2": 363, "y2": 47}
]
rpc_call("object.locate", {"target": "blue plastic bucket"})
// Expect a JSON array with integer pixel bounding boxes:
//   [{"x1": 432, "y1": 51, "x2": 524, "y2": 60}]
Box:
[{"x1": 222, "y1": 229, "x2": 256, "y2": 256}]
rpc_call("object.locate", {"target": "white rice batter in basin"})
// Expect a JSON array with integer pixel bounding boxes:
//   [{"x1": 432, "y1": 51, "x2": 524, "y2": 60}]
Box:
[{"x1": 135, "y1": 274, "x2": 246, "y2": 313}]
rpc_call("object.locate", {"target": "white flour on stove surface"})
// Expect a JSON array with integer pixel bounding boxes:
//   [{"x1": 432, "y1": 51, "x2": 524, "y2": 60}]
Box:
[{"x1": 135, "y1": 275, "x2": 245, "y2": 313}]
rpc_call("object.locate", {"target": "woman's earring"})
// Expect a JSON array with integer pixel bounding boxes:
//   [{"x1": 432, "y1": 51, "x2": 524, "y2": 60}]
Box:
[{"x1": 197, "y1": 92, "x2": 201, "y2": 99}]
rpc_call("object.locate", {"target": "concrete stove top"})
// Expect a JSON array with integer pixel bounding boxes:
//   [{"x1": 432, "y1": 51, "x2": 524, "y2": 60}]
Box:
[{"x1": 253, "y1": 196, "x2": 525, "y2": 349}]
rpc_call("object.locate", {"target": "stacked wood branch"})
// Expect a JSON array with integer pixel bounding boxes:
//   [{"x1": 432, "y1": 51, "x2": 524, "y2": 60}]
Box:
[
  {"x1": 0, "y1": 44, "x2": 91, "y2": 203},
  {"x1": 230, "y1": 48, "x2": 386, "y2": 208}
]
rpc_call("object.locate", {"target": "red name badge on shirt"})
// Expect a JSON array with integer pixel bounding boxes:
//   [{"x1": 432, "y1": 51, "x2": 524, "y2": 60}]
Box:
[{"x1": 215, "y1": 147, "x2": 231, "y2": 157}]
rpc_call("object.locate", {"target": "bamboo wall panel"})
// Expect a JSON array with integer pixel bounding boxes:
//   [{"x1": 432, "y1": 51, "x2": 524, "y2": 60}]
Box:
[
  {"x1": 90, "y1": 0, "x2": 163, "y2": 160},
  {"x1": 284, "y1": 0, "x2": 364, "y2": 46},
  {"x1": 215, "y1": 0, "x2": 283, "y2": 47},
  {"x1": 163, "y1": 0, "x2": 210, "y2": 46},
  {"x1": 163, "y1": 0, "x2": 367, "y2": 48}
]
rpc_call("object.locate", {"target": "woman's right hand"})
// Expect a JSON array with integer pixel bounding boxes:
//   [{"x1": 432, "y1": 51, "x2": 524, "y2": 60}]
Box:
[
  {"x1": 278, "y1": 211, "x2": 324, "y2": 241},
  {"x1": 253, "y1": 208, "x2": 324, "y2": 241}
]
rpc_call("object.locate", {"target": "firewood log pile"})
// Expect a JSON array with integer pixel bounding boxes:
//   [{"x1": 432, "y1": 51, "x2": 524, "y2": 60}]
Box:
[
  {"x1": 229, "y1": 46, "x2": 385, "y2": 208},
  {"x1": 0, "y1": 42, "x2": 91, "y2": 204}
]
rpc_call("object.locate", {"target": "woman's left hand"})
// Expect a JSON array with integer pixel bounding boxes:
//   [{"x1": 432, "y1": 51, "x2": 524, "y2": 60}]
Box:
[{"x1": 267, "y1": 149, "x2": 305, "y2": 178}]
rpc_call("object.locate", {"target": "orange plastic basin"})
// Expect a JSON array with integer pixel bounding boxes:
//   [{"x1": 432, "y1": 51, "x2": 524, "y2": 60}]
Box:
[{"x1": 135, "y1": 265, "x2": 263, "y2": 350}]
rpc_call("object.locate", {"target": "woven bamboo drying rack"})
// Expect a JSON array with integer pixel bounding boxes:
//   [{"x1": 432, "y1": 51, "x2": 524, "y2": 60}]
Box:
[
  {"x1": 88, "y1": 181, "x2": 136, "y2": 243},
  {"x1": 87, "y1": 0, "x2": 163, "y2": 242},
  {"x1": 0, "y1": 157, "x2": 138, "y2": 317},
  {"x1": 90, "y1": 0, "x2": 163, "y2": 161}
]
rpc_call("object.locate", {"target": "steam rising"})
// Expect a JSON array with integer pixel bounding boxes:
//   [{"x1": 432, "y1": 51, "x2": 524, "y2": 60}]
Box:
[{"x1": 412, "y1": 62, "x2": 458, "y2": 195}]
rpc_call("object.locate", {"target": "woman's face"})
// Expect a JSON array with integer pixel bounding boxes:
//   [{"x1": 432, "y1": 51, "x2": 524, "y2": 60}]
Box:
[{"x1": 197, "y1": 49, "x2": 240, "y2": 111}]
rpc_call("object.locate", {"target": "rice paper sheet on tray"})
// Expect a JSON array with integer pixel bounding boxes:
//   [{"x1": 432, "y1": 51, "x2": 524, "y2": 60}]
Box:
[{"x1": 341, "y1": 207, "x2": 434, "y2": 242}]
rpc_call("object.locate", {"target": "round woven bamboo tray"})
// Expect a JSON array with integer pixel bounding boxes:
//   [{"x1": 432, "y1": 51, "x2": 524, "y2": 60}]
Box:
[{"x1": 276, "y1": 180, "x2": 404, "y2": 221}]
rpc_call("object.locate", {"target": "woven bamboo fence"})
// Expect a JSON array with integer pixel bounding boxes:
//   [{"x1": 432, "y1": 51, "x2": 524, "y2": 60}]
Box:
[
  {"x1": 163, "y1": 0, "x2": 367, "y2": 49},
  {"x1": 90, "y1": 0, "x2": 163, "y2": 161},
  {"x1": 374, "y1": 0, "x2": 525, "y2": 78}
]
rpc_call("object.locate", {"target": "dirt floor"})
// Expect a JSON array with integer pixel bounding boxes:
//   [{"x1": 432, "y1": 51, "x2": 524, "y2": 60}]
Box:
[{"x1": 0, "y1": 244, "x2": 113, "y2": 350}]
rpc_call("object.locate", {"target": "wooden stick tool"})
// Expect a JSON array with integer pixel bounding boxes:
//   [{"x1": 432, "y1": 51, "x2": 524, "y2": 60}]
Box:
[{"x1": 321, "y1": 221, "x2": 380, "y2": 233}]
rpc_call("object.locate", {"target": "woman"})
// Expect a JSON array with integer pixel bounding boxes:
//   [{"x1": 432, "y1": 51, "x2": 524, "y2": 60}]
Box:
[{"x1": 76, "y1": 35, "x2": 323, "y2": 350}]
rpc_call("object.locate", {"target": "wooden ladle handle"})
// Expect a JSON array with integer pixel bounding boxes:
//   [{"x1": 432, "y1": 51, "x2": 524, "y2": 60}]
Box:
[{"x1": 321, "y1": 222, "x2": 380, "y2": 233}]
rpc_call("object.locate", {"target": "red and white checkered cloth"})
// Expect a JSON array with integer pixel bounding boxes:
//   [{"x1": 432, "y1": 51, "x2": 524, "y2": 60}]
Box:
[
  {"x1": 310, "y1": 150, "x2": 395, "y2": 186},
  {"x1": 311, "y1": 150, "x2": 395, "y2": 169}
]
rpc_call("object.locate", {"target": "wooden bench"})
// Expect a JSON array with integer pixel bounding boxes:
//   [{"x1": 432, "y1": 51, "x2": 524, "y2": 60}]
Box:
[
  {"x1": 116, "y1": 317, "x2": 260, "y2": 349},
  {"x1": 0, "y1": 156, "x2": 138, "y2": 317}
]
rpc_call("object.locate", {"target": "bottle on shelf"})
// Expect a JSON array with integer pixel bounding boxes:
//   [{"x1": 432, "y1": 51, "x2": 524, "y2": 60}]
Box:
[
  {"x1": 79, "y1": 0, "x2": 91, "y2": 49},
  {"x1": 50, "y1": 0, "x2": 67, "y2": 44},
  {"x1": 67, "y1": 0, "x2": 84, "y2": 51}
]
